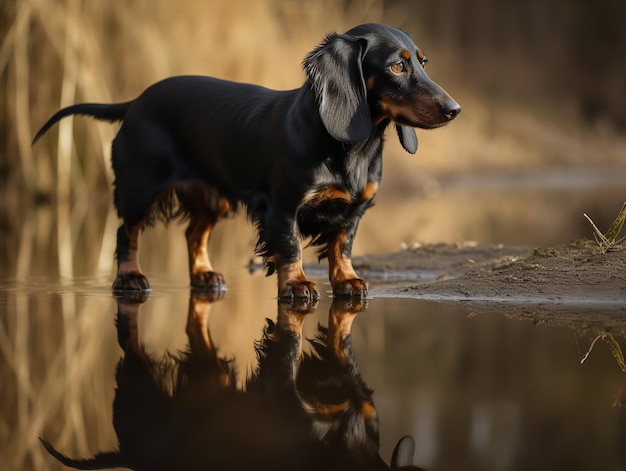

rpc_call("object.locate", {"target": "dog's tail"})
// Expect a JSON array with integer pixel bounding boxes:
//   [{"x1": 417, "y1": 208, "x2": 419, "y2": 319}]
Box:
[
  {"x1": 32, "y1": 101, "x2": 133, "y2": 145},
  {"x1": 39, "y1": 437, "x2": 129, "y2": 470}
]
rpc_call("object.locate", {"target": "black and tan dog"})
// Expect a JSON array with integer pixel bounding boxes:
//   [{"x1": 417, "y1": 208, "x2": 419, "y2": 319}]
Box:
[{"x1": 33, "y1": 23, "x2": 460, "y2": 300}]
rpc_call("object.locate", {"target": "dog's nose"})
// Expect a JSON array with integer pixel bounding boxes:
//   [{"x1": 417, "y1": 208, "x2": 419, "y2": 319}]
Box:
[{"x1": 442, "y1": 100, "x2": 461, "y2": 121}]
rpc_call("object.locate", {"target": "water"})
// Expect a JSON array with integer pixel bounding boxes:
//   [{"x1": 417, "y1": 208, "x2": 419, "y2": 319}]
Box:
[
  {"x1": 1, "y1": 174, "x2": 626, "y2": 471},
  {"x1": 1, "y1": 270, "x2": 625, "y2": 471}
]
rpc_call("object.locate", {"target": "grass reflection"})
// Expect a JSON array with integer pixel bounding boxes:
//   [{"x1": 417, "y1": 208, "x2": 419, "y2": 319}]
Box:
[{"x1": 2, "y1": 283, "x2": 626, "y2": 470}]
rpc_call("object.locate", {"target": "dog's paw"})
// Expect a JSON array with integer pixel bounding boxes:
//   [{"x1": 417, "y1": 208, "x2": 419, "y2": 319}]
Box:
[
  {"x1": 191, "y1": 271, "x2": 226, "y2": 291},
  {"x1": 279, "y1": 280, "x2": 320, "y2": 302},
  {"x1": 112, "y1": 272, "x2": 151, "y2": 292},
  {"x1": 332, "y1": 278, "x2": 368, "y2": 298}
]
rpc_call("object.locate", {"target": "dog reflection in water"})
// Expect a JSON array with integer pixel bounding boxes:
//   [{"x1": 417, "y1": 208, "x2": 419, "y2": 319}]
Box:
[{"x1": 40, "y1": 293, "x2": 424, "y2": 471}]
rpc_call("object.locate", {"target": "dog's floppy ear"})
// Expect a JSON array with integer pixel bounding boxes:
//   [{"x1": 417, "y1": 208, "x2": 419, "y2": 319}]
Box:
[
  {"x1": 303, "y1": 34, "x2": 371, "y2": 143},
  {"x1": 396, "y1": 125, "x2": 418, "y2": 154}
]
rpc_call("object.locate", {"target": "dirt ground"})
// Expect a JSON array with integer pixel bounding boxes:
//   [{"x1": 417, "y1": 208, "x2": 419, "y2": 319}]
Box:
[{"x1": 352, "y1": 239, "x2": 626, "y2": 332}]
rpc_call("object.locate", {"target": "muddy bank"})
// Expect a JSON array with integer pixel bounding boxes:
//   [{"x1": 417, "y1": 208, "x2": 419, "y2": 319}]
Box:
[{"x1": 350, "y1": 240, "x2": 626, "y2": 330}]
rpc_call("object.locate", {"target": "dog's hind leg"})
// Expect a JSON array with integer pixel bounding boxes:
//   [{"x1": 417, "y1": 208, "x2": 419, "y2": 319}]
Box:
[
  {"x1": 113, "y1": 222, "x2": 150, "y2": 291},
  {"x1": 185, "y1": 195, "x2": 229, "y2": 290},
  {"x1": 184, "y1": 187, "x2": 230, "y2": 291}
]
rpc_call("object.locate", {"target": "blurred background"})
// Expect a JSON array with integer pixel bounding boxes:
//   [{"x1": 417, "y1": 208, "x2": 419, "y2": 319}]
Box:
[{"x1": 1, "y1": 2, "x2": 626, "y2": 470}]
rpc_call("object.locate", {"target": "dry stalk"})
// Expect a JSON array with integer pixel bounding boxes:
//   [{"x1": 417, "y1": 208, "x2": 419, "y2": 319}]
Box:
[{"x1": 583, "y1": 201, "x2": 626, "y2": 254}]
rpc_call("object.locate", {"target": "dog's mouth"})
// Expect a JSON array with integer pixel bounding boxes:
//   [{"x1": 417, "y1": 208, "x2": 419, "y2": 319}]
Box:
[
  {"x1": 396, "y1": 115, "x2": 453, "y2": 130},
  {"x1": 408, "y1": 119, "x2": 450, "y2": 130},
  {"x1": 379, "y1": 98, "x2": 460, "y2": 130}
]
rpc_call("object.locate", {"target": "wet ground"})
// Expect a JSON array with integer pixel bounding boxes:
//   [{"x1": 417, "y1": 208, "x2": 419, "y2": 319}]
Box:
[
  {"x1": 353, "y1": 239, "x2": 626, "y2": 322},
  {"x1": 1, "y1": 268, "x2": 625, "y2": 471},
  {"x1": 2, "y1": 171, "x2": 626, "y2": 471}
]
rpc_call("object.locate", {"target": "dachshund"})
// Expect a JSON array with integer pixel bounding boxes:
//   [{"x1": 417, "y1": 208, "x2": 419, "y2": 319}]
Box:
[{"x1": 33, "y1": 23, "x2": 460, "y2": 300}]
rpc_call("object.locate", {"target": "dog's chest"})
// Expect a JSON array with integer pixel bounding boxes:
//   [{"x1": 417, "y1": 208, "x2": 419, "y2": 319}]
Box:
[
  {"x1": 295, "y1": 148, "x2": 380, "y2": 236},
  {"x1": 322, "y1": 144, "x2": 379, "y2": 189}
]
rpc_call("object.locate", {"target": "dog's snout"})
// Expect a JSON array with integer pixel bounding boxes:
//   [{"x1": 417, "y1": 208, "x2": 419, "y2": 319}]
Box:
[{"x1": 442, "y1": 99, "x2": 461, "y2": 121}]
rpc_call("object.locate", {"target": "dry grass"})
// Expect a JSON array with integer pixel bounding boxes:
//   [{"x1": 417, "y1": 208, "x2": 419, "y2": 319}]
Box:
[
  {"x1": 0, "y1": 283, "x2": 120, "y2": 471},
  {"x1": 1, "y1": 0, "x2": 387, "y2": 202}
]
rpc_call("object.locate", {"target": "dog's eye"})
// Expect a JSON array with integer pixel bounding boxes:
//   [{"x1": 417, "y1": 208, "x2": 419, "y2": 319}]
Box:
[
  {"x1": 389, "y1": 61, "x2": 405, "y2": 74},
  {"x1": 419, "y1": 56, "x2": 429, "y2": 69}
]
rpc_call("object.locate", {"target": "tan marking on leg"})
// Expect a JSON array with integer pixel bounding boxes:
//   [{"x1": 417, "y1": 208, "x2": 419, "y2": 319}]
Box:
[
  {"x1": 186, "y1": 197, "x2": 230, "y2": 278},
  {"x1": 360, "y1": 181, "x2": 378, "y2": 201},
  {"x1": 327, "y1": 231, "x2": 359, "y2": 284},
  {"x1": 275, "y1": 255, "x2": 319, "y2": 300},
  {"x1": 276, "y1": 258, "x2": 308, "y2": 291},
  {"x1": 187, "y1": 215, "x2": 215, "y2": 276},
  {"x1": 327, "y1": 232, "x2": 367, "y2": 296}
]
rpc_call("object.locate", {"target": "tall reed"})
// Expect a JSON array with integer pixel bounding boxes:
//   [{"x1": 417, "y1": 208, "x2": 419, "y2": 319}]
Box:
[{"x1": 1, "y1": 0, "x2": 384, "y2": 203}]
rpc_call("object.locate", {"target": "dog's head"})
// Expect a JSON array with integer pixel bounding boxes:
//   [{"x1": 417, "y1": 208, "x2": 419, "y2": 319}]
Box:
[{"x1": 303, "y1": 23, "x2": 460, "y2": 154}]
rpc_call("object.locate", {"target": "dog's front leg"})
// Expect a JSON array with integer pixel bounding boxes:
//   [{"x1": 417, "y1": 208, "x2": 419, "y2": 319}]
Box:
[
  {"x1": 327, "y1": 224, "x2": 368, "y2": 298},
  {"x1": 265, "y1": 211, "x2": 319, "y2": 301},
  {"x1": 276, "y1": 257, "x2": 319, "y2": 301}
]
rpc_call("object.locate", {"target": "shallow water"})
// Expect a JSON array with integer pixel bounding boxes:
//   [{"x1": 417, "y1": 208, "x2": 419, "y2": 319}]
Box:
[
  {"x1": 1, "y1": 174, "x2": 626, "y2": 471},
  {"x1": 1, "y1": 270, "x2": 625, "y2": 471}
]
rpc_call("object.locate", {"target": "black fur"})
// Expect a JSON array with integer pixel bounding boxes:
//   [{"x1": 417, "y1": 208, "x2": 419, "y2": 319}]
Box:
[{"x1": 32, "y1": 23, "x2": 460, "y2": 299}]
